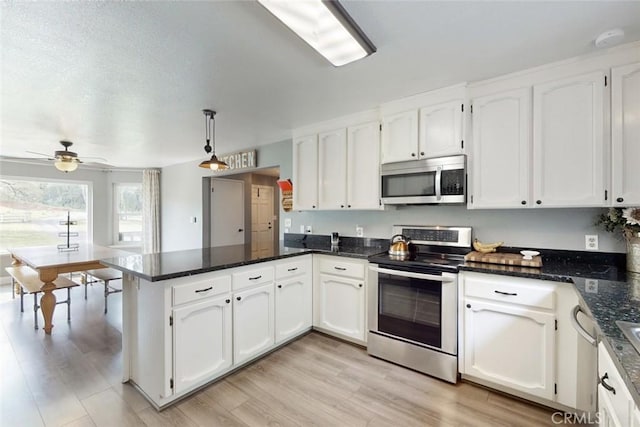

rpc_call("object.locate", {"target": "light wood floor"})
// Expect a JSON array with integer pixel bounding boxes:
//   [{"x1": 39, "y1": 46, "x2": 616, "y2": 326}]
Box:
[{"x1": 0, "y1": 282, "x2": 568, "y2": 427}]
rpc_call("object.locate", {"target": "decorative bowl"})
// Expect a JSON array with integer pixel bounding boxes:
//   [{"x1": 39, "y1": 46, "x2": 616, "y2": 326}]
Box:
[{"x1": 520, "y1": 250, "x2": 540, "y2": 260}]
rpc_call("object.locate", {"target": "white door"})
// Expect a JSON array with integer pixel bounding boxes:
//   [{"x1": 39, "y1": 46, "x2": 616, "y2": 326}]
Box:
[
  {"x1": 419, "y1": 99, "x2": 464, "y2": 158},
  {"x1": 381, "y1": 110, "x2": 419, "y2": 164},
  {"x1": 292, "y1": 135, "x2": 318, "y2": 210},
  {"x1": 347, "y1": 121, "x2": 381, "y2": 210},
  {"x1": 318, "y1": 129, "x2": 347, "y2": 209},
  {"x1": 211, "y1": 178, "x2": 244, "y2": 247},
  {"x1": 317, "y1": 273, "x2": 365, "y2": 341},
  {"x1": 233, "y1": 283, "x2": 275, "y2": 365},
  {"x1": 275, "y1": 274, "x2": 312, "y2": 344},
  {"x1": 463, "y1": 299, "x2": 556, "y2": 400},
  {"x1": 470, "y1": 88, "x2": 531, "y2": 208},
  {"x1": 251, "y1": 185, "x2": 274, "y2": 258},
  {"x1": 532, "y1": 71, "x2": 606, "y2": 207},
  {"x1": 173, "y1": 295, "x2": 232, "y2": 393},
  {"x1": 612, "y1": 62, "x2": 640, "y2": 206}
]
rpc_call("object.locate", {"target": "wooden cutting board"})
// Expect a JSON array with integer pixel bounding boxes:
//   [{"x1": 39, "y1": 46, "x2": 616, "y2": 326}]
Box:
[{"x1": 464, "y1": 251, "x2": 543, "y2": 267}]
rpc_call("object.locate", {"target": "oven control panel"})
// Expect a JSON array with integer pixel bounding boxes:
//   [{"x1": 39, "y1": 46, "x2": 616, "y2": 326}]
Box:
[{"x1": 392, "y1": 225, "x2": 472, "y2": 247}]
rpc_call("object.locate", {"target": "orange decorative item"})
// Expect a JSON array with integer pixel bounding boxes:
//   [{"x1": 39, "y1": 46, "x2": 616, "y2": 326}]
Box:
[{"x1": 277, "y1": 179, "x2": 293, "y2": 212}]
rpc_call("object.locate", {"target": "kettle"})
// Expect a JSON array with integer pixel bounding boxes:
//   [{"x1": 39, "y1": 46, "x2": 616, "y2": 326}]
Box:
[{"x1": 389, "y1": 234, "x2": 411, "y2": 257}]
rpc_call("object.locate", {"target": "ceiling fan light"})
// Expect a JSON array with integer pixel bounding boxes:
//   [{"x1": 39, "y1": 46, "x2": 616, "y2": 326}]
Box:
[{"x1": 55, "y1": 158, "x2": 79, "y2": 172}]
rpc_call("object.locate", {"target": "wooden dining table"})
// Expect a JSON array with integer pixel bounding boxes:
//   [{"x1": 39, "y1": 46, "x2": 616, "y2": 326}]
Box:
[{"x1": 8, "y1": 244, "x2": 131, "y2": 334}]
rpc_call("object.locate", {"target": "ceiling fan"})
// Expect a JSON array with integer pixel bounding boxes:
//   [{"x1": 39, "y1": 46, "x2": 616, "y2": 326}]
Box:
[{"x1": 26, "y1": 140, "x2": 108, "y2": 173}]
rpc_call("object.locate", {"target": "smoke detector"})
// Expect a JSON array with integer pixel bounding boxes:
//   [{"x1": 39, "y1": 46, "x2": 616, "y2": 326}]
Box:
[{"x1": 595, "y1": 29, "x2": 625, "y2": 48}]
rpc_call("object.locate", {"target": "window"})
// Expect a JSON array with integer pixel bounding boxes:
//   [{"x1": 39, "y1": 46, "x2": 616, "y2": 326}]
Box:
[
  {"x1": 0, "y1": 178, "x2": 91, "y2": 250},
  {"x1": 114, "y1": 183, "x2": 142, "y2": 244}
]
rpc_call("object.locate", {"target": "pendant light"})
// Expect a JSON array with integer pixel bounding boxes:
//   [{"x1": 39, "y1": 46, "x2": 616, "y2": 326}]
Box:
[{"x1": 198, "y1": 109, "x2": 229, "y2": 170}]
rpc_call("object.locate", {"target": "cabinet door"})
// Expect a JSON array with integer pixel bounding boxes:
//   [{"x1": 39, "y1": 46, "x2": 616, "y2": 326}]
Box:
[
  {"x1": 317, "y1": 273, "x2": 365, "y2": 341},
  {"x1": 381, "y1": 110, "x2": 418, "y2": 164},
  {"x1": 347, "y1": 121, "x2": 381, "y2": 209},
  {"x1": 463, "y1": 299, "x2": 556, "y2": 400},
  {"x1": 233, "y1": 283, "x2": 275, "y2": 365},
  {"x1": 275, "y1": 274, "x2": 312, "y2": 344},
  {"x1": 532, "y1": 71, "x2": 606, "y2": 207},
  {"x1": 293, "y1": 135, "x2": 318, "y2": 210},
  {"x1": 173, "y1": 295, "x2": 232, "y2": 394},
  {"x1": 470, "y1": 88, "x2": 531, "y2": 208},
  {"x1": 612, "y1": 62, "x2": 640, "y2": 206},
  {"x1": 419, "y1": 100, "x2": 464, "y2": 158},
  {"x1": 318, "y1": 129, "x2": 347, "y2": 210}
]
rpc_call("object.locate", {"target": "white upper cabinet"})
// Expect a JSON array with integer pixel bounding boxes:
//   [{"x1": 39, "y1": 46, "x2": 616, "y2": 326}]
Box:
[
  {"x1": 419, "y1": 100, "x2": 464, "y2": 158},
  {"x1": 469, "y1": 88, "x2": 531, "y2": 208},
  {"x1": 318, "y1": 129, "x2": 348, "y2": 210},
  {"x1": 347, "y1": 121, "x2": 381, "y2": 209},
  {"x1": 612, "y1": 62, "x2": 640, "y2": 206},
  {"x1": 532, "y1": 71, "x2": 607, "y2": 207},
  {"x1": 381, "y1": 110, "x2": 419, "y2": 163},
  {"x1": 380, "y1": 84, "x2": 466, "y2": 164},
  {"x1": 292, "y1": 135, "x2": 318, "y2": 210}
]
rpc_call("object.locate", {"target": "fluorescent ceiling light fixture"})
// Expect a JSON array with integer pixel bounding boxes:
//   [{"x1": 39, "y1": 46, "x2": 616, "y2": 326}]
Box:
[{"x1": 257, "y1": 0, "x2": 376, "y2": 66}]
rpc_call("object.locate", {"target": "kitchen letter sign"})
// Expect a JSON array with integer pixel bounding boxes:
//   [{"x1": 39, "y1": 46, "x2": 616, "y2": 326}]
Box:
[{"x1": 219, "y1": 150, "x2": 257, "y2": 170}]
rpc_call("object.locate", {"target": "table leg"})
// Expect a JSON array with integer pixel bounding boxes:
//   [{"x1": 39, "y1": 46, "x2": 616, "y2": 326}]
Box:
[
  {"x1": 38, "y1": 270, "x2": 58, "y2": 334},
  {"x1": 10, "y1": 255, "x2": 22, "y2": 300}
]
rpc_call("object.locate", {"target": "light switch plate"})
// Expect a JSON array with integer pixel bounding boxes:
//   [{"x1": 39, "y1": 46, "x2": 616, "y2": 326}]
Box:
[
  {"x1": 299, "y1": 225, "x2": 305, "y2": 233},
  {"x1": 284, "y1": 218, "x2": 292, "y2": 228},
  {"x1": 305, "y1": 226, "x2": 312, "y2": 234},
  {"x1": 356, "y1": 226, "x2": 364, "y2": 237}
]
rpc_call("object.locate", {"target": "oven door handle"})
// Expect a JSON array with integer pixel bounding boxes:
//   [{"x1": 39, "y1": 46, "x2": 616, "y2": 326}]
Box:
[{"x1": 369, "y1": 266, "x2": 454, "y2": 282}]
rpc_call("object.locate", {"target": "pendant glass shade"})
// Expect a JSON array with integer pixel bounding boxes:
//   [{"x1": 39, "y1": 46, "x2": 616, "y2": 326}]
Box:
[
  {"x1": 55, "y1": 158, "x2": 79, "y2": 172},
  {"x1": 199, "y1": 154, "x2": 229, "y2": 170}
]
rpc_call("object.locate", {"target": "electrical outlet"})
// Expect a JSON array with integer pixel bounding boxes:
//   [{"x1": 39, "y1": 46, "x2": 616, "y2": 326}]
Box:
[
  {"x1": 305, "y1": 226, "x2": 312, "y2": 234},
  {"x1": 299, "y1": 225, "x2": 305, "y2": 233},
  {"x1": 585, "y1": 279, "x2": 599, "y2": 293},
  {"x1": 356, "y1": 226, "x2": 364, "y2": 237},
  {"x1": 585, "y1": 235, "x2": 598, "y2": 251},
  {"x1": 284, "y1": 218, "x2": 292, "y2": 228}
]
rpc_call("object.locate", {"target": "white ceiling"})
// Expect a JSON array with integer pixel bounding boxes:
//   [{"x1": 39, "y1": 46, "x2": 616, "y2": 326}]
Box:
[{"x1": 2, "y1": 1, "x2": 640, "y2": 169}]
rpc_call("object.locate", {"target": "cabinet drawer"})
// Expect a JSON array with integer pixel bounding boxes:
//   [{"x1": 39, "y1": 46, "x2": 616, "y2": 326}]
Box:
[
  {"x1": 173, "y1": 275, "x2": 231, "y2": 306},
  {"x1": 318, "y1": 257, "x2": 364, "y2": 279},
  {"x1": 598, "y1": 342, "x2": 633, "y2": 426},
  {"x1": 233, "y1": 266, "x2": 274, "y2": 291},
  {"x1": 275, "y1": 258, "x2": 309, "y2": 279},
  {"x1": 464, "y1": 274, "x2": 555, "y2": 310}
]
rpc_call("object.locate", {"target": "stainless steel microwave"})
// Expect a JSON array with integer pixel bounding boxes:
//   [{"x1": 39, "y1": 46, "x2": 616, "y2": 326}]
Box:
[{"x1": 380, "y1": 155, "x2": 466, "y2": 205}]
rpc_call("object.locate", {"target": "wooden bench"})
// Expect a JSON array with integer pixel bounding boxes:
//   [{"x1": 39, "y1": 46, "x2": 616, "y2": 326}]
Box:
[
  {"x1": 5, "y1": 266, "x2": 79, "y2": 330},
  {"x1": 82, "y1": 268, "x2": 122, "y2": 314}
]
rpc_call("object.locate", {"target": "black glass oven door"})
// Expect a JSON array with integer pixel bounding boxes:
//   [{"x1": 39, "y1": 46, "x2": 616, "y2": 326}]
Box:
[{"x1": 377, "y1": 270, "x2": 442, "y2": 348}]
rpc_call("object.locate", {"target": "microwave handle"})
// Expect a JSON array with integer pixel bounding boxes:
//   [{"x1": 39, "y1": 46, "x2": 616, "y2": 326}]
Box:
[
  {"x1": 435, "y1": 166, "x2": 442, "y2": 201},
  {"x1": 369, "y1": 266, "x2": 454, "y2": 283}
]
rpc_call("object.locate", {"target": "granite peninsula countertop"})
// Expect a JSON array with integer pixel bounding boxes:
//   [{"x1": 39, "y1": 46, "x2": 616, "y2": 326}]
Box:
[{"x1": 460, "y1": 255, "x2": 640, "y2": 408}]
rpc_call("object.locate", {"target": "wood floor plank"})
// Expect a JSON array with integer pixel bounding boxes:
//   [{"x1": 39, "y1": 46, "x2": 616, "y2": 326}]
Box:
[
  {"x1": 80, "y1": 388, "x2": 146, "y2": 427},
  {"x1": 201, "y1": 379, "x2": 250, "y2": 412},
  {"x1": 136, "y1": 406, "x2": 198, "y2": 427},
  {"x1": 231, "y1": 398, "x2": 301, "y2": 427},
  {"x1": 62, "y1": 415, "x2": 97, "y2": 427},
  {"x1": 176, "y1": 392, "x2": 248, "y2": 427}
]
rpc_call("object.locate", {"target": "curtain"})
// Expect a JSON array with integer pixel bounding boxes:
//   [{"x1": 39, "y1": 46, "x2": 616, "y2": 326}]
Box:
[{"x1": 142, "y1": 169, "x2": 161, "y2": 254}]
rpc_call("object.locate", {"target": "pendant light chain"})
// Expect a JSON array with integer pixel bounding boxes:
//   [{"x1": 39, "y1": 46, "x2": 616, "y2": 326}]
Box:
[{"x1": 198, "y1": 109, "x2": 228, "y2": 170}]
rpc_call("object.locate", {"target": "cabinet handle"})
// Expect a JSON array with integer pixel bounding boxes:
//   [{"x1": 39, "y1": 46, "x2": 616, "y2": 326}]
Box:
[
  {"x1": 249, "y1": 275, "x2": 262, "y2": 280},
  {"x1": 600, "y1": 373, "x2": 616, "y2": 394},
  {"x1": 334, "y1": 266, "x2": 347, "y2": 271},
  {"x1": 617, "y1": 197, "x2": 624, "y2": 203},
  {"x1": 521, "y1": 200, "x2": 526, "y2": 205},
  {"x1": 536, "y1": 200, "x2": 542, "y2": 205},
  {"x1": 277, "y1": 284, "x2": 282, "y2": 289},
  {"x1": 494, "y1": 290, "x2": 517, "y2": 296},
  {"x1": 225, "y1": 299, "x2": 230, "y2": 304},
  {"x1": 236, "y1": 296, "x2": 242, "y2": 301},
  {"x1": 287, "y1": 267, "x2": 298, "y2": 272},
  {"x1": 466, "y1": 304, "x2": 471, "y2": 308},
  {"x1": 195, "y1": 286, "x2": 213, "y2": 293},
  {"x1": 358, "y1": 283, "x2": 363, "y2": 288}
]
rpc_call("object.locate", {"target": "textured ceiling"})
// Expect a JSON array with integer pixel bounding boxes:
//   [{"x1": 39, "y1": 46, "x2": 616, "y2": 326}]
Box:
[{"x1": 2, "y1": 1, "x2": 640, "y2": 168}]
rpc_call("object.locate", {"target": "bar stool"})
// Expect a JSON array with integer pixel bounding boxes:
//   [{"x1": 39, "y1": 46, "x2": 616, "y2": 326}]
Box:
[{"x1": 82, "y1": 268, "x2": 122, "y2": 314}]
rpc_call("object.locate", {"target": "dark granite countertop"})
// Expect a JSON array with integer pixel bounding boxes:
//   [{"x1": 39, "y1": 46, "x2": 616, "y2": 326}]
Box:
[
  {"x1": 459, "y1": 250, "x2": 640, "y2": 408},
  {"x1": 100, "y1": 237, "x2": 387, "y2": 282}
]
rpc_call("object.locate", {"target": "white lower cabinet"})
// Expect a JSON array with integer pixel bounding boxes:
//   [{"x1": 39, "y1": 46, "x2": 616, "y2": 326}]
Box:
[
  {"x1": 275, "y1": 278, "x2": 312, "y2": 344},
  {"x1": 459, "y1": 272, "x2": 597, "y2": 412},
  {"x1": 173, "y1": 294, "x2": 232, "y2": 394},
  {"x1": 233, "y1": 282, "x2": 275, "y2": 365},
  {"x1": 598, "y1": 342, "x2": 637, "y2": 427}
]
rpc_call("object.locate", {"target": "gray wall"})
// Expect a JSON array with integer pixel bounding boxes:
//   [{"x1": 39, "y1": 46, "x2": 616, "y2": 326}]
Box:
[
  {"x1": 160, "y1": 139, "x2": 624, "y2": 254},
  {"x1": 0, "y1": 159, "x2": 142, "y2": 280}
]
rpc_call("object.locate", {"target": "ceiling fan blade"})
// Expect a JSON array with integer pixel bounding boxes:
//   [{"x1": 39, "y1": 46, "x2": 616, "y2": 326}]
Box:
[
  {"x1": 26, "y1": 150, "x2": 53, "y2": 158},
  {"x1": 80, "y1": 156, "x2": 108, "y2": 162}
]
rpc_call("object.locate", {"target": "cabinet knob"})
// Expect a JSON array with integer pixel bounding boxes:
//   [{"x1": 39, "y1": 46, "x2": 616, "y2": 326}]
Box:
[
  {"x1": 536, "y1": 200, "x2": 542, "y2": 205},
  {"x1": 521, "y1": 200, "x2": 526, "y2": 205},
  {"x1": 341, "y1": 205, "x2": 344, "y2": 208},
  {"x1": 411, "y1": 153, "x2": 416, "y2": 157},
  {"x1": 277, "y1": 284, "x2": 282, "y2": 289},
  {"x1": 617, "y1": 197, "x2": 624, "y2": 203},
  {"x1": 358, "y1": 284, "x2": 363, "y2": 288},
  {"x1": 236, "y1": 296, "x2": 242, "y2": 301},
  {"x1": 420, "y1": 152, "x2": 425, "y2": 156},
  {"x1": 225, "y1": 299, "x2": 230, "y2": 304},
  {"x1": 466, "y1": 304, "x2": 471, "y2": 308},
  {"x1": 347, "y1": 205, "x2": 351, "y2": 208},
  {"x1": 312, "y1": 205, "x2": 316, "y2": 209},
  {"x1": 238, "y1": 228, "x2": 243, "y2": 232}
]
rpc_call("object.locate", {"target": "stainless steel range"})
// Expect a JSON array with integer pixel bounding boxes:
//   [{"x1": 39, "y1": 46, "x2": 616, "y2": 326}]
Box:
[{"x1": 367, "y1": 225, "x2": 472, "y2": 383}]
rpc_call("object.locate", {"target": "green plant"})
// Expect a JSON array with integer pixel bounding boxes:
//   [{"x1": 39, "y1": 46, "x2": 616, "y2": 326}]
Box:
[{"x1": 595, "y1": 207, "x2": 640, "y2": 239}]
